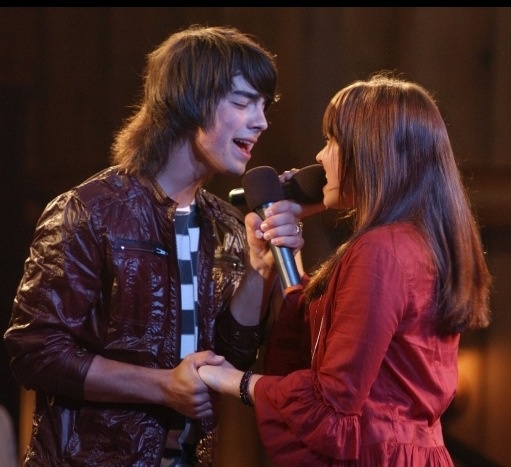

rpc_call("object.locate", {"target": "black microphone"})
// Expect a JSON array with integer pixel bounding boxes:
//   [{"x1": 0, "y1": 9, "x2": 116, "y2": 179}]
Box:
[
  {"x1": 229, "y1": 164, "x2": 326, "y2": 206},
  {"x1": 242, "y1": 166, "x2": 302, "y2": 292}
]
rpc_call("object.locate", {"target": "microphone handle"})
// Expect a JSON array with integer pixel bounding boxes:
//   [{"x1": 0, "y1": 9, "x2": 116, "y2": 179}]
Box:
[
  {"x1": 256, "y1": 205, "x2": 301, "y2": 291},
  {"x1": 228, "y1": 187, "x2": 245, "y2": 205},
  {"x1": 269, "y1": 243, "x2": 301, "y2": 290}
]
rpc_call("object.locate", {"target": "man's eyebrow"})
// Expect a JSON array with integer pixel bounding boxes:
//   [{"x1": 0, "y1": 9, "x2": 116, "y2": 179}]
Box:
[{"x1": 231, "y1": 89, "x2": 262, "y2": 100}]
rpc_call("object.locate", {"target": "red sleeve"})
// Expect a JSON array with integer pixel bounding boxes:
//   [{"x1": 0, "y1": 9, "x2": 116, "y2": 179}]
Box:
[
  {"x1": 263, "y1": 277, "x2": 311, "y2": 375},
  {"x1": 254, "y1": 234, "x2": 408, "y2": 463}
]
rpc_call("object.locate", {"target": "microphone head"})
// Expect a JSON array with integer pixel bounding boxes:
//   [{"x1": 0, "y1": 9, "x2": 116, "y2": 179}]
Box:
[
  {"x1": 242, "y1": 166, "x2": 284, "y2": 211},
  {"x1": 284, "y1": 164, "x2": 326, "y2": 203}
]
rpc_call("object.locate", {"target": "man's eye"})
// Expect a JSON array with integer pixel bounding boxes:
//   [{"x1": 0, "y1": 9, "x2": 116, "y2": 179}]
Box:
[{"x1": 232, "y1": 101, "x2": 248, "y2": 108}]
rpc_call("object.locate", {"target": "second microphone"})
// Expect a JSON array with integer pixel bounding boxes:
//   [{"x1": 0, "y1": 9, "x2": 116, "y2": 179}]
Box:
[{"x1": 229, "y1": 164, "x2": 326, "y2": 206}]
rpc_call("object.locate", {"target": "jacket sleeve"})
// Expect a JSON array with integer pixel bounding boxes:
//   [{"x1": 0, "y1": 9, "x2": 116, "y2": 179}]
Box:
[
  {"x1": 214, "y1": 306, "x2": 266, "y2": 371},
  {"x1": 210, "y1": 195, "x2": 268, "y2": 370},
  {"x1": 4, "y1": 192, "x2": 99, "y2": 399}
]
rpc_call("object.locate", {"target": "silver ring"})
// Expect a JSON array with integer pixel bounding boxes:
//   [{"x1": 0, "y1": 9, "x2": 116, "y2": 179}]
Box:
[{"x1": 295, "y1": 222, "x2": 303, "y2": 235}]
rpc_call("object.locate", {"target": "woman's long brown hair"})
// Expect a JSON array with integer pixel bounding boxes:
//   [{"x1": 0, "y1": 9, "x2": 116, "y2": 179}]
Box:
[{"x1": 305, "y1": 71, "x2": 491, "y2": 334}]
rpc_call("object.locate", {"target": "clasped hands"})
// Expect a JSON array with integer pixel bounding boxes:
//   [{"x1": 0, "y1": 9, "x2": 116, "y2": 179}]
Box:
[{"x1": 197, "y1": 353, "x2": 241, "y2": 396}]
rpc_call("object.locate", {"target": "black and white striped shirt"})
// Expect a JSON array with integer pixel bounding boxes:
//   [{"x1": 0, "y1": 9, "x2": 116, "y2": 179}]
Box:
[{"x1": 174, "y1": 203, "x2": 199, "y2": 360}]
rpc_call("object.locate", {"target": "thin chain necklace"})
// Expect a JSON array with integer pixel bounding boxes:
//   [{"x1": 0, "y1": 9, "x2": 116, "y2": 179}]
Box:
[{"x1": 311, "y1": 295, "x2": 324, "y2": 364}]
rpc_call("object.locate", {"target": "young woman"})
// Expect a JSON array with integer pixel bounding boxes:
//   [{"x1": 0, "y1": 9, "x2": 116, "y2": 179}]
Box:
[{"x1": 198, "y1": 72, "x2": 492, "y2": 466}]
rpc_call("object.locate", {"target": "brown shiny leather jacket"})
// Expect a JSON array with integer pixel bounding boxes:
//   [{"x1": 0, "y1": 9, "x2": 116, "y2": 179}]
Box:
[{"x1": 4, "y1": 167, "x2": 264, "y2": 466}]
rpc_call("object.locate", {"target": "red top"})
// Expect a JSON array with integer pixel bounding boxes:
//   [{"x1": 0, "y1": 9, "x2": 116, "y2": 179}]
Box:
[{"x1": 256, "y1": 222, "x2": 457, "y2": 466}]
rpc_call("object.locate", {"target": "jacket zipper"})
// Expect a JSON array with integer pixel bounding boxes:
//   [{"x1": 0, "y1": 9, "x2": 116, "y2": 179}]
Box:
[{"x1": 113, "y1": 238, "x2": 169, "y2": 256}]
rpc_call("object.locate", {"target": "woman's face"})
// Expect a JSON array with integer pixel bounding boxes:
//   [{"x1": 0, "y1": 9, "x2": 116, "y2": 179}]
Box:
[{"x1": 315, "y1": 139, "x2": 354, "y2": 210}]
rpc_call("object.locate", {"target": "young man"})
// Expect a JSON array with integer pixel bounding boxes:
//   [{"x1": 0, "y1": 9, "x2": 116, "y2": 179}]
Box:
[{"x1": 4, "y1": 25, "x2": 305, "y2": 466}]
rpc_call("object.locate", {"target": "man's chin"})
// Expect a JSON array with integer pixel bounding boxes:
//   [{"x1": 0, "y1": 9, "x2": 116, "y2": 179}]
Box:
[{"x1": 229, "y1": 164, "x2": 248, "y2": 177}]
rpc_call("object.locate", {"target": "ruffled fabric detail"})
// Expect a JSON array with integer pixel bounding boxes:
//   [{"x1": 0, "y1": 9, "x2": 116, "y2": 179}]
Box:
[
  {"x1": 360, "y1": 442, "x2": 454, "y2": 466},
  {"x1": 255, "y1": 371, "x2": 360, "y2": 464},
  {"x1": 255, "y1": 371, "x2": 454, "y2": 467}
]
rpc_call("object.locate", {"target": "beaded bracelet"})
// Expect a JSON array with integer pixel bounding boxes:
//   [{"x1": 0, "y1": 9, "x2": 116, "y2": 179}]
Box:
[{"x1": 239, "y1": 370, "x2": 254, "y2": 406}]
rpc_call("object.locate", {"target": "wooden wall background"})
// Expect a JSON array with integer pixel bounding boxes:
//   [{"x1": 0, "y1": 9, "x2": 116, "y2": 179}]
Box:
[{"x1": 1, "y1": 7, "x2": 510, "y2": 466}]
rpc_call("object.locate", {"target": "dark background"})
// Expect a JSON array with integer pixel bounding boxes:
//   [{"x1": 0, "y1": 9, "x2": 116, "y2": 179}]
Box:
[{"x1": 1, "y1": 7, "x2": 510, "y2": 466}]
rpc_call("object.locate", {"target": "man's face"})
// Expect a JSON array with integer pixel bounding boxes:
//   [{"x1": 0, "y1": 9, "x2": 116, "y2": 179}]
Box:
[{"x1": 193, "y1": 75, "x2": 269, "y2": 176}]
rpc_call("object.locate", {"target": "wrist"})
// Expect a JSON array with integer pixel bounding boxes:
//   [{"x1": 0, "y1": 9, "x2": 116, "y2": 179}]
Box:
[{"x1": 248, "y1": 258, "x2": 276, "y2": 282}]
